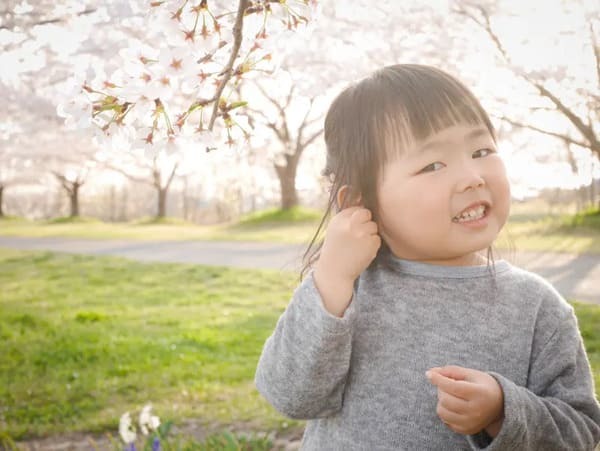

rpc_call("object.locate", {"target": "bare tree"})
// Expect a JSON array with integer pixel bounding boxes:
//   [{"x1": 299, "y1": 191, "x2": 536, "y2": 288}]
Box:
[
  {"x1": 52, "y1": 170, "x2": 87, "y2": 218},
  {"x1": 104, "y1": 158, "x2": 179, "y2": 219},
  {"x1": 248, "y1": 83, "x2": 323, "y2": 210}
]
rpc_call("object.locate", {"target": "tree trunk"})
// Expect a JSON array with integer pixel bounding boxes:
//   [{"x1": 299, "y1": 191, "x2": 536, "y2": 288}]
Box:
[
  {"x1": 275, "y1": 158, "x2": 299, "y2": 210},
  {"x1": 109, "y1": 185, "x2": 116, "y2": 222},
  {"x1": 0, "y1": 185, "x2": 4, "y2": 217},
  {"x1": 182, "y1": 177, "x2": 189, "y2": 221},
  {"x1": 120, "y1": 187, "x2": 128, "y2": 221},
  {"x1": 70, "y1": 184, "x2": 80, "y2": 217},
  {"x1": 596, "y1": 178, "x2": 600, "y2": 211},
  {"x1": 158, "y1": 187, "x2": 167, "y2": 218}
]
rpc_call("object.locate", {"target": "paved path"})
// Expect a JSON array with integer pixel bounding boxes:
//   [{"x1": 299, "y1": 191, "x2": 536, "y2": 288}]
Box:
[{"x1": 1, "y1": 236, "x2": 599, "y2": 305}]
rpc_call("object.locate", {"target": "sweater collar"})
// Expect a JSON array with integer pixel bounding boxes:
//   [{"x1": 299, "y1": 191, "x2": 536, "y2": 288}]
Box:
[{"x1": 385, "y1": 254, "x2": 510, "y2": 279}]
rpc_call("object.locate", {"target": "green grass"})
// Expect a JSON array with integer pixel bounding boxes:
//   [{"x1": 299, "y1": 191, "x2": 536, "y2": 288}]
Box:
[
  {"x1": 0, "y1": 248, "x2": 303, "y2": 440},
  {"x1": 496, "y1": 212, "x2": 600, "y2": 254},
  {"x1": 562, "y1": 207, "x2": 600, "y2": 229},
  {"x1": 132, "y1": 216, "x2": 196, "y2": 226},
  {"x1": 573, "y1": 301, "x2": 600, "y2": 387},
  {"x1": 0, "y1": 248, "x2": 599, "y2": 446},
  {"x1": 0, "y1": 214, "x2": 318, "y2": 244},
  {"x1": 47, "y1": 216, "x2": 101, "y2": 225},
  {"x1": 493, "y1": 205, "x2": 600, "y2": 254},
  {"x1": 1, "y1": 206, "x2": 599, "y2": 253},
  {"x1": 237, "y1": 207, "x2": 322, "y2": 225}
]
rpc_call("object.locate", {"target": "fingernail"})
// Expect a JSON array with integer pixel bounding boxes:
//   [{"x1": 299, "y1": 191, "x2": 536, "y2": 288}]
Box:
[{"x1": 426, "y1": 371, "x2": 432, "y2": 380}]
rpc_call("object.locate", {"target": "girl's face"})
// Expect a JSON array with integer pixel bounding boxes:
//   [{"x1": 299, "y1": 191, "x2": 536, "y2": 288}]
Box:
[{"x1": 376, "y1": 123, "x2": 511, "y2": 266}]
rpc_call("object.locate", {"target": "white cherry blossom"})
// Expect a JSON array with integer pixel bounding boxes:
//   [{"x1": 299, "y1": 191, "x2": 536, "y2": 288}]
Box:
[{"x1": 56, "y1": 0, "x2": 319, "y2": 160}]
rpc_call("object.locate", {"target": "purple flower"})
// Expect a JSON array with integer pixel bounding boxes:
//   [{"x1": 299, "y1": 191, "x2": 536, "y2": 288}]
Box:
[
  {"x1": 152, "y1": 437, "x2": 161, "y2": 451},
  {"x1": 124, "y1": 443, "x2": 136, "y2": 451}
]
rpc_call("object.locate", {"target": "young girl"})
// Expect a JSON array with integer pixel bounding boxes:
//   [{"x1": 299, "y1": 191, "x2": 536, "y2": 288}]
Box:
[{"x1": 254, "y1": 64, "x2": 600, "y2": 450}]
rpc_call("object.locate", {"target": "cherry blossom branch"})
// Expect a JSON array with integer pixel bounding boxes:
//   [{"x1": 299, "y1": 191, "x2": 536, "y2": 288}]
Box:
[{"x1": 208, "y1": 0, "x2": 248, "y2": 131}]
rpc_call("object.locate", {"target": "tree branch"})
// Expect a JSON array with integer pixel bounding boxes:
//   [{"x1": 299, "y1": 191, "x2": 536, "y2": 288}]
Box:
[
  {"x1": 455, "y1": 5, "x2": 599, "y2": 155},
  {"x1": 245, "y1": 106, "x2": 288, "y2": 144},
  {"x1": 0, "y1": 7, "x2": 97, "y2": 31},
  {"x1": 496, "y1": 115, "x2": 589, "y2": 148},
  {"x1": 591, "y1": 20, "x2": 600, "y2": 91},
  {"x1": 103, "y1": 164, "x2": 152, "y2": 186},
  {"x1": 296, "y1": 97, "x2": 315, "y2": 148},
  {"x1": 302, "y1": 128, "x2": 324, "y2": 149},
  {"x1": 165, "y1": 162, "x2": 179, "y2": 190},
  {"x1": 208, "y1": 0, "x2": 248, "y2": 131},
  {"x1": 52, "y1": 171, "x2": 73, "y2": 194},
  {"x1": 534, "y1": 83, "x2": 598, "y2": 149},
  {"x1": 254, "y1": 82, "x2": 292, "y2": 142}
]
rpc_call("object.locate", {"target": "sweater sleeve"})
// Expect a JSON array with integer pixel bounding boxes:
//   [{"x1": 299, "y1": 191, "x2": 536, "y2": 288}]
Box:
[
  {"x1": 466, "y1": 306, "x2": 600, "y2": 451},
  {"x1": 254, "y1": 272, "x2": 357, "y2": 419}
]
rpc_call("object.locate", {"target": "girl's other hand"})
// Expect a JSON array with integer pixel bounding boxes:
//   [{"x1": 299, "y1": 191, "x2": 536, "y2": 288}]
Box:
[{"x1": 426, "y1": 365, "x2": 505, "y2": 437}]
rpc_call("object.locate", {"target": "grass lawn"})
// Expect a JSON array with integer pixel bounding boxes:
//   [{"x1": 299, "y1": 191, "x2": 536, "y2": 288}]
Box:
[
  {"x1": 1, "y1": 248, "x2": 600, "y2": 444},
  {"x1": 1, "y1": 206, "x2": 600, "y2": 255},
  {"x1": 0, "y1": 208, "x2": 322, "y2": 245},
  {"x1": 496, "y1": 209, "x2": 600, "y2": 255},
  {"x1": 0, "y1": 248, "x2": 303, "y2": 441}
]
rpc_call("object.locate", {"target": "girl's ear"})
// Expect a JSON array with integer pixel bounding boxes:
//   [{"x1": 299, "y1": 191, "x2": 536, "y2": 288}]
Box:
[{"x1": 337, "y1": 185, "x2": 363, "y2": 210}]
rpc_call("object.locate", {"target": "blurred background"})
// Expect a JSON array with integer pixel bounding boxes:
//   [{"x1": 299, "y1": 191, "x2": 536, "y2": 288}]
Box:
[{"x1": 1, "y1": 0, "x2": 598, "y2": 223}]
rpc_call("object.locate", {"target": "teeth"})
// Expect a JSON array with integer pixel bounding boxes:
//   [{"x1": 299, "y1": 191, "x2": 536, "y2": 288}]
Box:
[{"x1": 454, "y1": 205, "x2": 486, "y2": 222}]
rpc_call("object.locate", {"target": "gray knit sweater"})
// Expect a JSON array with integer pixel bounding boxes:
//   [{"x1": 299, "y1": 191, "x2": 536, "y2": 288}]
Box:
[{"x1": 254, "y1": 257, "x2": 600, "y2": 450}]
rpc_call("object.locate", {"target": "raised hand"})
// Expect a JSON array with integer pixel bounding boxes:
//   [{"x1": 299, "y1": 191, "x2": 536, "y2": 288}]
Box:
[
  {"x1": 426, "y1": 365, "x2": 505, "y2": 437},
  {"x1": 313, "y1": 206, "x2": 381, "y2": 317}
]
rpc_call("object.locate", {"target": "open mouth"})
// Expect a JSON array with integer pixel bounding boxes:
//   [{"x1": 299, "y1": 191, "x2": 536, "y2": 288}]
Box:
[{"x1": 452, "y1": 203, "x2": 489, "y2": 223}]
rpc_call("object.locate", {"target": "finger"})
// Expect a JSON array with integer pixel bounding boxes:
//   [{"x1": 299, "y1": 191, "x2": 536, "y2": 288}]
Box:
[
  {"x1": 339, "y1": 205, "x2": 363, "y2": 216},
  {"x1": 438, "y1": 389, "x2": 470, "y2": 414},
  {"x1": 436, "y1": 403, "x2": 466, "y2": 425},
  {"x1": 364, "y1": 221, "x2": 378, "y2": 235},
  {"x1": 427, "y1": 371, "x2": 473, "y2": 400},
  {"x1": 442, "y1": 420, "x2": 470, "y2": 436},
  {"x1": 371, "y1": 235, "x2": 381, "y2": 249},
  {"x1": 350, "y1": 208, "x2": 372, "y2": 224},
  {"x1": 431, "y1": 365, "x2": 475, "y2": 382},
  {"x1": 368, "y1": 236, "x2": 381, "y2": 259}
]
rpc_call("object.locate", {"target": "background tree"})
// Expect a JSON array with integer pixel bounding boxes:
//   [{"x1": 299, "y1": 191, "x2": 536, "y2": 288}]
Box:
[
  {"x1": 103, "y1": 155, "x2": 181, "y2": 220},
  {"x1": 246, "y1": 79, "x2": 323, "y2": 210},
  {"x1": 2, "y1": 1, "x2": 598, "y2": 220},
  {"x1": 455, "y1": 1, "x2": 600, "y2": 208}
]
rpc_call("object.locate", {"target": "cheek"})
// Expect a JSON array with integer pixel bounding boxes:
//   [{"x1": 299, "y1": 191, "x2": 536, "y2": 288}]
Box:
[
  {"x1": 377, "y1": 184, "x2": 445, "y2": 235},
  {"x1": 492, "y1": 169, "x2": 511, "y2": 218}
]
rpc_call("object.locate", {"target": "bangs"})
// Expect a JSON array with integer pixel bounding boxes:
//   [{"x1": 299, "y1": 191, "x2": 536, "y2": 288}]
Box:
[{"x1": 371, "y1": 65, "x2": 495, "y2": 168}]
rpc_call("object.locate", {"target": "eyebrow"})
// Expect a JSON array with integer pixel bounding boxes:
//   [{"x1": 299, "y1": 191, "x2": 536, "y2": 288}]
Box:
[{"x1": 418, "y1": 128, "x2": 491, "y2": 153}]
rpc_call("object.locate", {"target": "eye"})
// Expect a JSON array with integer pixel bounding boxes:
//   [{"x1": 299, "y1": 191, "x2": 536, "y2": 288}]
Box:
[
  {"x1": 419, "y1": 161, "x2": 445, "y2": 173},
  {"x1": 472, "y1": 148, "x2": 495, "y2": 158}
]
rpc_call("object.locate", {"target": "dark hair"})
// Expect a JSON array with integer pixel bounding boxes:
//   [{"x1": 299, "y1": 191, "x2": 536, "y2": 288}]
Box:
[{"x1": 301, "y1": 64, "x2": 497, "y2": 279}]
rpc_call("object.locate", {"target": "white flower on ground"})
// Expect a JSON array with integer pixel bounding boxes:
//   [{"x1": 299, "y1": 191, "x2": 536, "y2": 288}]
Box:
[
  {"x1": 139, "y1": 404, "x2": 160, "y2": 435},
  {"x1": 119, "y1": 411, "x2": 136, "y2": 444}
]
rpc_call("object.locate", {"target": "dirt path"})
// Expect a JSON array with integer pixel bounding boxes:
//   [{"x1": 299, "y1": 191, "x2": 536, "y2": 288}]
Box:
[{"x1": 1, "y1": 236, "x2": 599, "y2": 304}]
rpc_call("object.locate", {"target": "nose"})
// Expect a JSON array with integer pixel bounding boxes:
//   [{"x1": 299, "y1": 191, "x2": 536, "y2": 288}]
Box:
[{"x1": 457, "y1": 166, "x2": 485, "y2": 192}]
